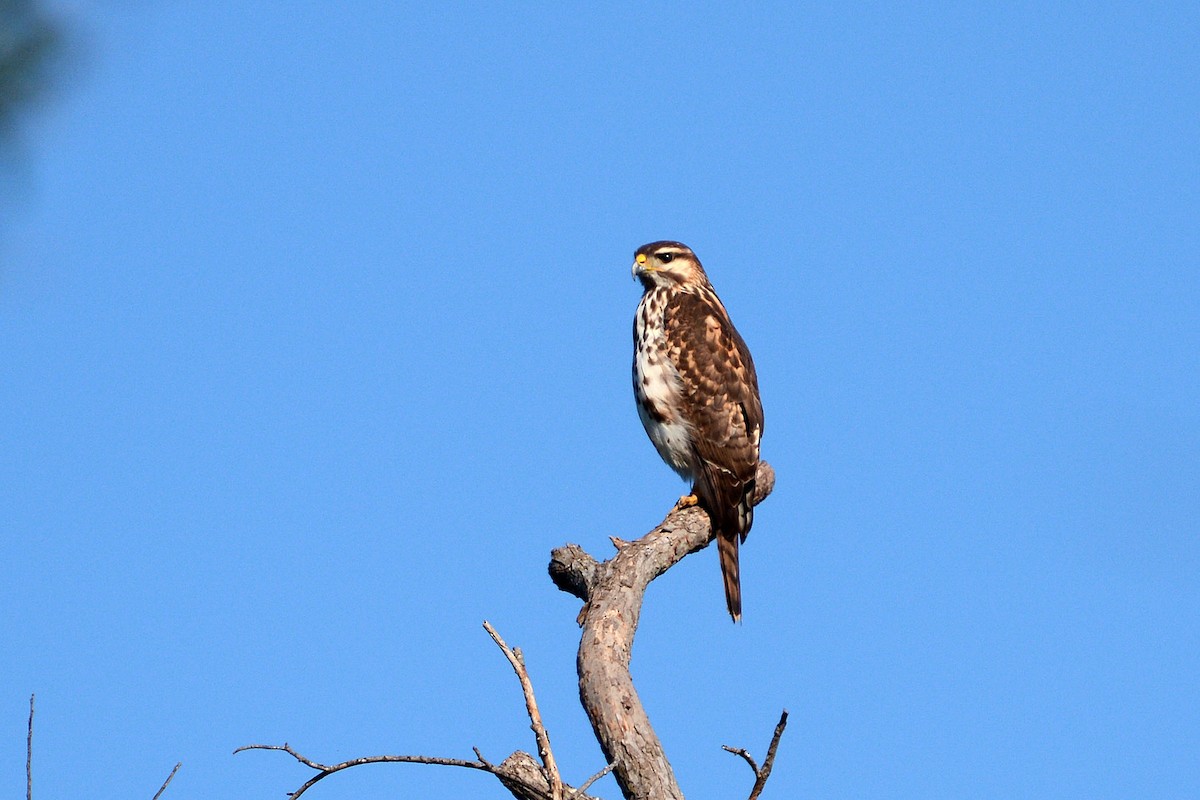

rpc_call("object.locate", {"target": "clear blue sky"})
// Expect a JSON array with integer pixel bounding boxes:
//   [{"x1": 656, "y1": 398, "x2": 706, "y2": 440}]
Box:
[{"x1": 2, "y1": 3, "x2": 1197, "y2": 799}]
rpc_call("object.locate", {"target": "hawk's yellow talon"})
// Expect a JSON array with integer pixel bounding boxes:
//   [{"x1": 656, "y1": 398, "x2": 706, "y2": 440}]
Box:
[{"x1": 675, "y1": 493, "x2": 700, "y2": 510}]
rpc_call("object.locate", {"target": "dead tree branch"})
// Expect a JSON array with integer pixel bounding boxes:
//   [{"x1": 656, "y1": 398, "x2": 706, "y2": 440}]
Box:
[
  {"x1": 235, "y1": 739, "x2": 602, "y2": 800},
  {"x1": 237, "y1": 622, "x2": 606, "y2": 800},
  {"x1": 549, "y1": 460, "x2": 776, "y2": 800},
  {"x1": 233, "y1": 743, "x2": 504, "y2": 799},
  {"x1": 244, "y1": 460, "x2": 780, "y2": 800},
  {"x1": 27, "y1": 694, "x2": 33, "y2": 800},
  {"x1": 722, "y1": 745, "x2": 759, "y2": 779},
  {"x1": 151, "y1": 762, "x2": 182, "y2": 800},
  {"x1": 723, "y1": 710, "x2": 789, "y2": 800},
  {"x1": 484, "y1": 620, "x2": 564, "y2": 800},
  {"x1": 25, "y1": 693, "x2": 182, "y2": 800},
  {"x1": 572, "y1": 761, "x2": 617, "y2": 797}
]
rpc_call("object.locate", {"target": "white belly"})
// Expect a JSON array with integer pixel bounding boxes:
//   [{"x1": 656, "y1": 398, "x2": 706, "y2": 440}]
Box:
[
  {"x1": 637, "y1": 399, "x2": 694, "y2": 480},
  {"x1": 634, "y1": 292, "x2": 695, "y2": 480}
]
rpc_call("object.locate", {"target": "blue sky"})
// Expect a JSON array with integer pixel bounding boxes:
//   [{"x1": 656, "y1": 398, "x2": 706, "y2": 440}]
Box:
[{"x1": 2, "y1": 3, "x2": 1197, "y2": 798}]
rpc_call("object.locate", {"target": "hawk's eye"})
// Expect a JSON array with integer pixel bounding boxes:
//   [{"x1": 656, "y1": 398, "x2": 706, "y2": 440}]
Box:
[{"x1": 659, "y1": 252, "x2": 675, "y2": 264}]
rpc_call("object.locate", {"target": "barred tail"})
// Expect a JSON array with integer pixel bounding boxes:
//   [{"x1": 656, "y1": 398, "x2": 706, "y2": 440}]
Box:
[
  {"x1": 700, "y1": 468, "x2": 755, "y2": 622},
  {"x1": 718, "y1": 532, "x2": 742, "y2": 622}
]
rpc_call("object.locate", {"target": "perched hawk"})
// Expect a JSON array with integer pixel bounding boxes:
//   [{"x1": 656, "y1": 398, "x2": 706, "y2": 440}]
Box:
[{"x1": 632, "y1": 241, "x2": 764, "y2": 621}]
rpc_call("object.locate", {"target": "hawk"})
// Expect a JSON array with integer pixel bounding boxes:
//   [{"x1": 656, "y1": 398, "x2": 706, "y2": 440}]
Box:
[{"x1": 632, "y1": 241, "x2": 764, "y2": 621}]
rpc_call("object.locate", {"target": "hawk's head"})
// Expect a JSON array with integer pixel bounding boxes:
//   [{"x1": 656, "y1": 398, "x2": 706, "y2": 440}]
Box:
[{"x1": 633, "y1": 241, "x2": 709, "y2": 290}]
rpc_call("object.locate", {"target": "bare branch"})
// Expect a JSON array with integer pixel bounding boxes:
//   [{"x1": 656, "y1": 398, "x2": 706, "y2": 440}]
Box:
[
  {"x1": 547, "y1": 545, "x2": 597, "y2": 602},
  {"x1": 749, "y1": 710, "x2": 789, "y2": 800},
  {"x1": 721, "y1": 745, "x2": 759, "y2": 777},
  {"x1": 235, "y1": 741, "x2": 603, "y2": 800},
  {"x1": 495, "y1": 751, "x2": 565, "y2": 800},
  {"x1": 551, "y1": 461, "x2": 775, "y2": 800},
  {"x1": 243, "y1": 460, "x2": 779, "y2": 800},
  {"x1": 27, "y1": 693, "x2": 184, "y2": 800},
  {"x1": 235, "y1": 743, "x2": 495, "y2": 799},
  {"x1": 234, "y1": 742, "x2": 334, "y2": 771},
  {"x1": 570, "y1": 762, "x2": 616, "y2": 797},
  {"x1": 724, "y1": 709, "x2": 789, "y2": 800},
  {"x1": 151, "y1": 762, "x2": 182, "y2": 800},
  {"x1": 237, "y1": 621, "x2": 608, "y2": 800},
  {"x1": 483, "y1": 620, "x2": 564, "y2": 800},
  {"x1": 27, "y1": 694, "x2": 33, "y2": 800}
]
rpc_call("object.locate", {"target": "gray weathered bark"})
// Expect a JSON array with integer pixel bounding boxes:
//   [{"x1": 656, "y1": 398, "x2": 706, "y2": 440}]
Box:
[
  {"x1": 241, "y1": 460, "x2": 775, "y2": 800},
  {"x1": 549, "y1": 461, "x2": 776, "y2": 800}
]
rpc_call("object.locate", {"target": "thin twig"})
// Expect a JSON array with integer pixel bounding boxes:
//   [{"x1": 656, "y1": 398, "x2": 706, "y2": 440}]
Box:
[
  {"x1": 569, "y1": 761, "x2": 615, "y2": 797},
  {"x1": 151, "y1": 762, "x2": 182, "y2": 800},
  {"x1": 234, "y1": 743, "x2": 508, "y2": 799},
  {"x1": 473, "y1": 746, "x2": 494, "y2": 769},
  {"x1": 749, "y1": 710, "x2": 789, "y2": 800},
  {"x1": 234, "y1": 742, "x2": 330, "y2": 770},
  {"x1": 27, "y1": 694, "x2": 34, "y2": 800},
  {"x1": 483, "y1": 620, "x2": 564, "y2": 800},
  {"x1": 721, "y1": 745, "x2": 759, "y2": 777},
  {"x1": 236, "y1": 622, "x2": 603, "y2": 800},
  {"x1": 724, "y1": 709, "x2": 789, "y2": 800}
]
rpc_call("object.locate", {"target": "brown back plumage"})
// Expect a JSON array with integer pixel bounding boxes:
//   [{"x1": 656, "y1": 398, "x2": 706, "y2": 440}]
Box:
[{"x1": 663, "y1": 289, "x2": 763, "y2": 621}]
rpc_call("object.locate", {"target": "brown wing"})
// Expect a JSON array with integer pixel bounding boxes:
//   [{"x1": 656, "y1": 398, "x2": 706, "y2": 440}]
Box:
[{"x1": 663, "y1": 288, "x2": 763, "y2": 620}]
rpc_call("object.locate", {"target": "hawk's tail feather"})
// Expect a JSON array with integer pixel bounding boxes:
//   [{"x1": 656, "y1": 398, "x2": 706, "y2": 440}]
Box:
[
  {"x1": 698, "y1": 464, "x2": 755, "y2": 622},
  {"x1": 717, "y1": 532, "x2": 742, "y2": 622}
]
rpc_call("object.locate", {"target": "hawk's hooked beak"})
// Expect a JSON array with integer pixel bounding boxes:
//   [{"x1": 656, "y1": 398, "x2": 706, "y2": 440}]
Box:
[{"x1": 633, "y1": 252, "x2": 651, "y2": 278}]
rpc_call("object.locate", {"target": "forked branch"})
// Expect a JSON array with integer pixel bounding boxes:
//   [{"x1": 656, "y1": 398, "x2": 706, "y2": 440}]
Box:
[
  {"x1": 232, "y1": 743, "x2": 520, "y2": 799},
  {"x1": 484, "y1": 620, "x2": 564, "y2": 800},
  {"x1": 236, "y1": 623, "x2": 606, "y2": 800},
  {"x1": 244, "y1": 459, "x2": 781, "y2": 800},
  {"x1": 723, "y1": 710, "x2": 789, "y2": 800},
  {"x1": 549, "y1": 461, "x2": 776, "y2": 800}
]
